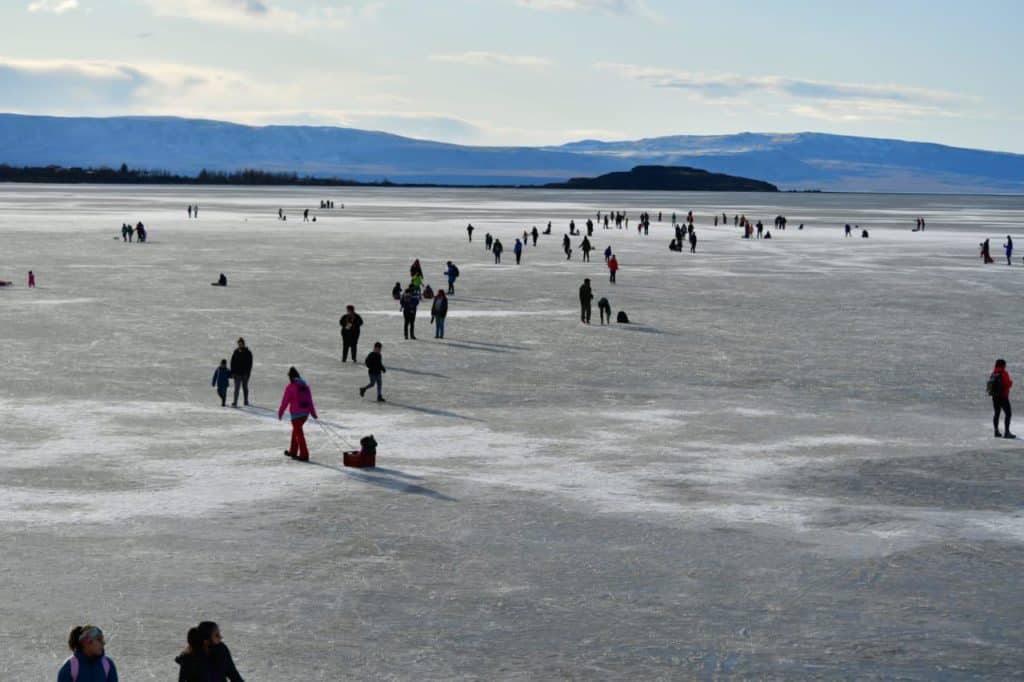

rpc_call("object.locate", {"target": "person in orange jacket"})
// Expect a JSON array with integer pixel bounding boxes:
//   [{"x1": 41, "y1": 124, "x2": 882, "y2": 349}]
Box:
[
  {"x1": 990, "y1": 359, "x2": 1014, "y2": 438},
  {"x1": 608, "y1": 254, "x2": 619, "y2": 284}
]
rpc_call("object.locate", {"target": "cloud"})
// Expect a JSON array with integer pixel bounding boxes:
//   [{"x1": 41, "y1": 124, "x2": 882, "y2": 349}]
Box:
[
  {"x1": 597, "y1": 62, "x2": 967, "y2": 119},
  {"x1": 789, "y1": 100, "x2": 962, "y2": 123},
  {"x1": 139, "y1": 0, "x2": 361, "y2": 32},
  {"x1": 430, "y1": 52, "x2": 550, "y2": 68},
  {"x1": 0, "y1": 57, "x2": 257, "y2": 113},
  {"x1": 27, "y1": 0, "x2": 79, "y2": 13},
  {"x1": 516, "y1": 0, "x2": 660, "y2": 20},
  {"x1": 516, "y1": 0, "x2": 650, "y2": 14}
]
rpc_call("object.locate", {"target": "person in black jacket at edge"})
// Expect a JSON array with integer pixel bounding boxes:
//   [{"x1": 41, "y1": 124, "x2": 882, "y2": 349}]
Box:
[{"x1": 230, "y1": 338, "x2": 253, "y2": 407}]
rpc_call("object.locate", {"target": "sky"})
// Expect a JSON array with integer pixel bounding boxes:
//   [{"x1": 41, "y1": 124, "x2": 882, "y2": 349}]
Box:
[{"x1": 2, "y1": 0, "x2": 1022, "y2": 152}]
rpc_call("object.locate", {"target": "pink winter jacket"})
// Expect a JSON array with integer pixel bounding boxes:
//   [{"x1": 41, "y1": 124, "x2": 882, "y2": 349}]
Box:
[{"x1": 278, "y1": 378, "x2": 318, "y2": 420}]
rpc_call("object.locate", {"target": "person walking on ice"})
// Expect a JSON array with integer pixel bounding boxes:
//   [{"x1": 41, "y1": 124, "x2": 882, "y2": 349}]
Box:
[
  {"x1": 360, "y1": 342, "x2": 387, "y2": 402},
  {"x1": 278, "y1": 366, "x2": 318, "y2": 461},
  {"x1": 579, "y1": 278, "x2": 594, "y2": 324},
  {"x1": 400, "y1": 285, "x2": 420, "y2": 340},
  {"x1": 445, "y1": 261, "x2": 459, "y2": 295},
  {"x1": 339, "y1": 304, "x2": 364, "y2": 363},
  {"x1": 212, "y1": 359, "x2": 231, "y2": 407},
  {"x1": 431, "y1": 290, "x2": 448, "y2": 338},
  {"x1": 230, "y1": 338, "x2": 253, "y2": 407},
  {"x1": 467, "y1": 223, "x2": 474, "y2": 241},
  {"x1": 1004, "y1": 236, "x2": 1014, "y2": 265},
  {"x1": 27, "y1": 270, "x2": 35, "y2": 288},
  {"x1": 514, "y1": 238, "x2": 524, "y2": 264},
  {"x1": 492, "y1": 238, "x2": 503, "y2": 264},
  {"x1": 580, "y1": 236, "x2": 593, "y2": 262},
  {"x1": 608, "y1": 254, "x2": 619, "y2": 283},
  {"x1": 989, "y1": 358, "x2": 1015, "y2": 439}
]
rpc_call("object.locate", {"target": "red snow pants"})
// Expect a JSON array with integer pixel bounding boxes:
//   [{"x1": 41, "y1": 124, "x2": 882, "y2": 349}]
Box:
[{"x1": 289, "y1": 416, "x2": 309, "y2": 459}]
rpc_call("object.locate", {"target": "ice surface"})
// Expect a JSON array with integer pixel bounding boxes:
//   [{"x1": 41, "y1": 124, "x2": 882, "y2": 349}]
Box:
[{"x1": 2, "y1": 186, "x2": 1024, "y2": 679}]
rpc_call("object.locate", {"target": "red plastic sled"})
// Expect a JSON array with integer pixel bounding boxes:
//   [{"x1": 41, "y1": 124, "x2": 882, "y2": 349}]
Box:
[{"x1": 343, "y1": 450, "x2": 376, "y2": 468}]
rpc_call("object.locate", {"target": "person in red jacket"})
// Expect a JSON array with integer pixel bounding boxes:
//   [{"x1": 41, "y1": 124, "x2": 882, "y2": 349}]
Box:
[
  {"x1": 991, "y1": 358, "x2": 1014, "y2": 438},
  {"x1": 608, "y1": 254, "x2": 618, "y2": 283},
  {"x1": 278, "y1": 367, "x2": 318, "y2": 460}
]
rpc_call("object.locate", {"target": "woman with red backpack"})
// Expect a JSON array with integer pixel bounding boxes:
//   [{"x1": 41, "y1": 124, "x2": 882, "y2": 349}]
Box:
[{"x1": 989, "y1": 359, "x2": 1015, "y2": 439}]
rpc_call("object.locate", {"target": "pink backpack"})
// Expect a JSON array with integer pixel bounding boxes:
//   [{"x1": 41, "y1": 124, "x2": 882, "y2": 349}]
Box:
[{"x1": 68, "y1": 654, "x2": 112, "y2": 680}]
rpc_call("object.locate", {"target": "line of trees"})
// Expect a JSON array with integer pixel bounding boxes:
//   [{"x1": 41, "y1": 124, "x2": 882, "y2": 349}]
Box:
[{"x1": 0, "y1": 163, "x2": 398, "y2": 186}]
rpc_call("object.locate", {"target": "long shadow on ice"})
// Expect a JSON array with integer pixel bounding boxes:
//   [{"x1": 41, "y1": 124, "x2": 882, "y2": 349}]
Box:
[
  {"x1": 241, "y1": 405, "x2": 351, "y2": 431},
  {"x1": 445, "y1": 339, "x2": 529, "y2": 351},
  {"x1": 433, "y1": 340, "x2": 511, "y2": 354},
  {"x1": 609, "y1": 324, "x2": 677, "y2": 336},
  {"x1": 388, "y1": 365, "x2": 449, "y2": 379},
  {"x1": 305, "y1": 460, "x2": 457, "y2": 501},
  {"x1": 387, "y1": 401, "x2": 485, "y2": 423}
]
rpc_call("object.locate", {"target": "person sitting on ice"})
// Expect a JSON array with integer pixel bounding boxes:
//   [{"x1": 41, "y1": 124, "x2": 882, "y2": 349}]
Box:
[
  {"x1": 861, "y1": 229, "x2": 869, "y2": 239},
  {"x1": 0, "y1": 280, "x2": 12, "y2": 287},
  {"x1": 422, "y1": 284, "x2": 434, "y2": 299},
  {"x1": 211, "y1": 273, "x2": 227, "y2": 286}
]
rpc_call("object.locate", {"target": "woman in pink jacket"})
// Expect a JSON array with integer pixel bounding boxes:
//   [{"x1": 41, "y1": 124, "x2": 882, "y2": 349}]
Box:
[{"x1": 278, "y1": 367, "x2": 318, "y2": 461}]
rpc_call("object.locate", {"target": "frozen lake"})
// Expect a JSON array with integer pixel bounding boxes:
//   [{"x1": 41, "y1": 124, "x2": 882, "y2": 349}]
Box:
[{"x1": 2, "y1": 185, "x2": 1024, "y2": 679}]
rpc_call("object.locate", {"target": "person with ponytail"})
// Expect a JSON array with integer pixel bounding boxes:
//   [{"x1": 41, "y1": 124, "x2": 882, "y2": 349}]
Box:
[
  {"x1": 57, "y1": 624, "x2": 118, "y2": 681},
  {"x1": 175, "y1": 621, "x2": 244, "y2": 682}
]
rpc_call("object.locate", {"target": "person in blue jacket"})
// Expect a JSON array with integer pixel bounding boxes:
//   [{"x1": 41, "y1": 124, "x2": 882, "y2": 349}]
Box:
[
  {"x1": 444, "y1": 261, "x2": 459, "y2": 295},
  {"x1": 57, "y1": 625, "x2": 118, "y2": 681},
  {"x1": 513, "y1": 238, "x2": 524, "y2": 265},
  {"x1": 212, "y1": 359, "x2": 231, "y2": 406}
]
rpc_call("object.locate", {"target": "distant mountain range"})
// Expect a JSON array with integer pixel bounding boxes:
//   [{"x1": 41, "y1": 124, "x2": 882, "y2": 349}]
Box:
[{"x1": 0, "y1": 113, "x2": 1021, "y2": 194}]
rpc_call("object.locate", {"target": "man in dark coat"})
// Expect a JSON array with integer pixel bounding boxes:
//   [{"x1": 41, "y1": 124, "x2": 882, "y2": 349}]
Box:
[
  {"x1": 339, "y1": 305, "x2": 364, "y2": 363},
  {"x1": 229, "y1": 337, "x2": 253, "y2": 407},
  {"x1": 579, "y1": 278, "x2": 593, "y2": 324}
]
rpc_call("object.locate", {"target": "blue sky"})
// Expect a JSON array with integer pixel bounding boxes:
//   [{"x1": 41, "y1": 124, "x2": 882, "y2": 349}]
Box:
[{"x1": 3, "y1": 0, "x2": 1022, "y2": 151}]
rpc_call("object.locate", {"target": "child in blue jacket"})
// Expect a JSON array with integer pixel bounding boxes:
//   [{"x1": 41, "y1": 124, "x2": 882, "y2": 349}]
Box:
[{"x1": 212, "y1": 359, "x2": 231, "y2": 406}]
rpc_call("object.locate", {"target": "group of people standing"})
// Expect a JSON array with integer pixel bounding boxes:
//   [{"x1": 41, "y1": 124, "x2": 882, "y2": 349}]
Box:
[
  {"x1": 120, "y1": 222, "x2": 147, "y2": 242},
  {"x1": 57, "y1": 621, "x2": 244, "y2": 681},
  {"x1": 185, "y1": 204, "x2": 199, "y2": 219}
]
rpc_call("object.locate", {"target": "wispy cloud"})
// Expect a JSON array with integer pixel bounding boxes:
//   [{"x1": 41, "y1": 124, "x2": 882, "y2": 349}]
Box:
[
  {"x1": 597, "y1": 62, "x2": 967, "y2": 120},
  {"x1": 0, "y1": 56, "x2": 257, "y2": 113},
  {"x1": 27, "y1": 0, "x2": 79, "y2": 14},
  {"x1": 789, "y1": 100, "x2": 963, "y2": 122},
  {"x1": 516, "y1": 0, "x2": 651, "y2": 14},
  {"x1": 520, "y1": 0, "x2": 647, "y2": 13},
  {"x1": 139, "y1": 0, "x2": 363, "y2": 32},
  {"x1": 431, "y1": 51, "x2": 550, "y2": 68}
]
